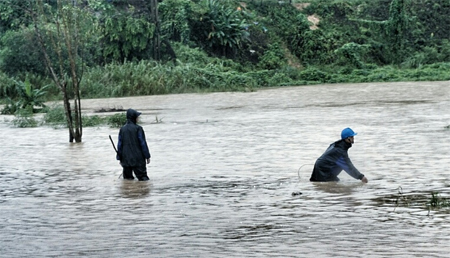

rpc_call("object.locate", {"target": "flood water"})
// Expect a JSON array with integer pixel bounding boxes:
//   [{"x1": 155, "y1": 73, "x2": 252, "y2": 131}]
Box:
[{"x1": 1, "y1": 81, "x2": 450, "y2": 257}]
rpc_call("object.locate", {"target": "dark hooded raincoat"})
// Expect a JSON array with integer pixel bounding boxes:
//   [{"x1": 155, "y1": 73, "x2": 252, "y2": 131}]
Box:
[
  {"x1": 310, "y1": 139, "x2": 364, "y2": 182},
  {"x1": 116, "y1": 109, "x2": 151, "y2": 167}
]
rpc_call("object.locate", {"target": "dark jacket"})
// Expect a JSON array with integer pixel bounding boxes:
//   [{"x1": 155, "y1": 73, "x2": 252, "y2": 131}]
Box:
[
  {"x1": 310, "y1": 139, "x2": 364, "y2": 182},
  {"x1": 116, "y1": 109, "x2": 151, "y2": 167}
]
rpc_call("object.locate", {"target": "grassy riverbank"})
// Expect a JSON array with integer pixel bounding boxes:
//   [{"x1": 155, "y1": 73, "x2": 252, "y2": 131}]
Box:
[
  {"x1": 2, "y1": 0, "x2": 450, "y2": 101},
  {"x1": 2, "y1": 57, "x2": 449, "y2": 101}
]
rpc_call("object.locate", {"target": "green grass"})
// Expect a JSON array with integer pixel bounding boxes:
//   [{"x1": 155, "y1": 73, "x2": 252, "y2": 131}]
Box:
[
  {"x1": 42, "y1": 105, "x2": 124, "y2": 128},
  {"x1": 107, "y1": 113, "x2": 126, "y2": 128},
  {"x1": 11, "y1": 109, "x2": 38, "y2": 128},
  {"x1": 2, "y1": 58, "x2": 450, "y2": 101}
]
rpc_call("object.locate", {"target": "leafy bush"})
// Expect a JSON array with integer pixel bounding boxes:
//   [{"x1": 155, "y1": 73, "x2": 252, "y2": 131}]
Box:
[
  {"x1": 190, "y1": 0, "x2": 250, "y2": 58},
  {"x1": 43, "y1": 105, "x2": 111, "y2": 128},
  {"x1": 1, "y1": 97, "x2": 20, "y2": 115},
  {"x1": 1, "y1": 77, "x2": 49, "y2": 114},
  {"x1": 0, "y1": 71, "x2": 16, "y2": 99},
  {"x1": 107, "y1": 112, "x2": 126, "y2": 128},
  {"x1": 298, "y1": 67, "x2": 331, "y2": 83},
  {"x1": 159, "y1": 0, "x2": 192, "y2": 43},
  {"x1": 42, "y1": 105, "x2": 66, "y2": 127},
  {"x1": 257, "y1": 43, "x2": 286, "y2": 70},
  {"x1": 12, "y1": 109, "x2": 38, "y2": 128},
  {"x1": 172, "y1": 42, "x2": 242, "y2": 71},
  {"x1": 0, "y1": 29, "x2": 47, "y2": 76},
  {"x1": 268, "y1": 72, "x2": 293, "y2": 87},
  {"x1": 100, "y1": 8, "x2": 155, "y2": 62},
  {"x1": 14, "y1": 78, "x2": 49, "y2": 112},
  {"x1": 82, "y1": 115, "x2": 106, "y2": 127},
  {"x1": 335, "y1": 42, "x2": 370, "y2": 69},
  {"x1": 246, "y1": 70, "x2": 273, "y2": 87}
]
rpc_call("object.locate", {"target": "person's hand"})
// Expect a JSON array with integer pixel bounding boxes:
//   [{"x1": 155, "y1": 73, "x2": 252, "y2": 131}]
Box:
[
  {"x1": 361, "y1": 176, "x2": 368, "y2": 183},
  {"x1": 146, "y1": 158, "x2": 151, "y2": 164}
]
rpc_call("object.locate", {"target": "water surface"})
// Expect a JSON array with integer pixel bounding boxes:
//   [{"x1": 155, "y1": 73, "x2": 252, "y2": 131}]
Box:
[{"x1": 1, "y1": 81, "x2": 450, "y2": 257}]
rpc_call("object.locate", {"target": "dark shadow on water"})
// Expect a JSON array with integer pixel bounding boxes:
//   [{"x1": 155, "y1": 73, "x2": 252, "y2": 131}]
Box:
[{"x1": 119, "y1": 180, "x2": 151, "y2": 198}]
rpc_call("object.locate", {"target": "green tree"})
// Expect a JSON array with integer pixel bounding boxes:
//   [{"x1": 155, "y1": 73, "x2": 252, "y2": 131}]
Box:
[
  {"x1": 29, "y1": 0, "x2": 95, "y2": 142},
  {"x1": 100, "y1": 5, "x2": 155, "y2": 63},
  {"x1": 386, "y1": 0, "x2": 408, "y2": 64},
  {"x1": 194, "y1": 0, "x2": 250, "y2": 57},
  {"x1": 0, "y1": 0, "x2": 33, "y2": 33},
  {"x1": 159, "y1": 0, "x2": 191, "y2": 44},
  {"x1": 0, "y1": 29, "x2": 47, "y2": 75},
  {"x1": 335, "y1": 42, "x2": 370, "y2": 69}
]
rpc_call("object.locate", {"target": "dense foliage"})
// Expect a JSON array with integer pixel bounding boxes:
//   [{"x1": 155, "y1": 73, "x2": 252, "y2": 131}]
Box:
[{"x1": 1, "y1": 0, "x2": 449, "y2": 104}]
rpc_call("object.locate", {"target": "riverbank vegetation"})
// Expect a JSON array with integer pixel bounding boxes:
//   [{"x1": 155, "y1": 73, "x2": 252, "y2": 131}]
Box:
[{"x1": 1, "y1": 0, "x2": 450, "y2": 131}]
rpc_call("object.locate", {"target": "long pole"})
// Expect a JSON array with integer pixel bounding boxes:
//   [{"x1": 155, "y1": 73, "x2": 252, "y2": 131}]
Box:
[
  {"x1": 109, "y1": 135, "x2": 122, "y2": 179},
  {"x1": 109, "y1": 135, "x2": 117, "y2": 153}
]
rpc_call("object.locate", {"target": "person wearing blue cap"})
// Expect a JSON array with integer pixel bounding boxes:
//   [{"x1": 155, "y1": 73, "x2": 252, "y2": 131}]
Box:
[
  {"x1": 310, "y1": 127, "x2": 368, "y2": 183},
  {"x1": 116, "y1": 108, "x2": 151, "y2": 181}
]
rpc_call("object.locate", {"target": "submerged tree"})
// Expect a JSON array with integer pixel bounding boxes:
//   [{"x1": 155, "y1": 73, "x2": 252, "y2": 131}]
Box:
[{"x1": 26, "y1": 0, "x2": 95, "y2": 142}]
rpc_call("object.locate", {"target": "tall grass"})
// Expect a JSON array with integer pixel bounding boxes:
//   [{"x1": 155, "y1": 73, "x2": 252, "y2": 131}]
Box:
[
  {"x1": 81, "y1": 59, "x2": 259, "y2": 98},
  {"x1": 3, "y1": 53, "x2": 450, "y2": 101},
  {"x1": 11, "y1": 109, "x2": 38, "y2": 128},
  {"x1": 81, "y1": 58, "x2": 450, "y2": 99},
  {"x1": 42, "y1": 105, "x2": 114, "y2": 128}
]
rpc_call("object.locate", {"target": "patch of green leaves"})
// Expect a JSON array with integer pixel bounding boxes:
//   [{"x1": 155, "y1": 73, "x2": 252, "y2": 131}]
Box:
[
  {"x1": 1, "y1": 77, "x2": 49, "y2": 114},
  {"x1": 107, "y1": 112, "x2": 126, "y2": 128},
  {"x1": 101, "y1": 6, "x2": 155, "y2": 62},
  {"x1": 11, "y1": 109, "x2": 38, "y2": 128}
]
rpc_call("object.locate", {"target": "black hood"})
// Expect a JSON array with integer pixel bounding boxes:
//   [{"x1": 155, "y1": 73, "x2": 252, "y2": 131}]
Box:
[{"x1": 126, "y1": 109, "x2": 141, "y2": 123}]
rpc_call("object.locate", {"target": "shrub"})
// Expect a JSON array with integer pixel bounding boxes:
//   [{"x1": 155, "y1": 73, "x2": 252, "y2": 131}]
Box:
[
  {"x1": 1, "y1": 97, "x2": 19, "y2": 115},
  {"x1": 42, "y1": 105, "x2": 66, "y2": 127},
  {"x1": 82, "y1": 115, "x2": 106, "y2": 127},
  {"x1": 190, "y1": 0, "x2": 250, "y2": 58},
  {"x1": 107, "y1": 112, "x2": 126, "y2": 128},
  {"x1": 159, "y1": 0, "x2": 192, "y2": 43},
  {"x1": 0, "y1": 71, "x2": 16, "y2": 99},
  {"x1": 299, "y1": 67, "x2": 331, "y2": 82},
  {"x1": 0, "y1": 28, "x2": 47, "y2": 76},
  {"x1": 257, "y1": 43, "x2": 286, "y2": 70},
  {"x1": 12, "y1": 109, "x2": 38, "y2": 128}
]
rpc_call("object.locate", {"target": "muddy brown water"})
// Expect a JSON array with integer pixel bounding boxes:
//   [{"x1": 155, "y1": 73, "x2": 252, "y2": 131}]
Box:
[{"x1": 1, "y1": 81, "x2": 450, "y2": 257}]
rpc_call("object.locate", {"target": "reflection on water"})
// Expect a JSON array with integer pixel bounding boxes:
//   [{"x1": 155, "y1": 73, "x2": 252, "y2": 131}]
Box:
[
  {"x1": 119, "y1": 181, "x2": 151, "y2": 199},
  {"x1": 1, "y1": 81, "x2": 450, "y2": 257},
  {"x1": 312, "y1": 181, "x2": 363, "y2": 194}
]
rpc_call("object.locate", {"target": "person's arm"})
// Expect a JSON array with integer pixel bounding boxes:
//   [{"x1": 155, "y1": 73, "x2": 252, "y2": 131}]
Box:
[
  {"x1": 137, "y1": 128, "x2": 151, "y2": 162},
  {"x1": 336, "y1": 155, "x2": 367, "y2": 182},
  {"x1": 116, "y1": 133, "x2": 122, "y2": 161}
]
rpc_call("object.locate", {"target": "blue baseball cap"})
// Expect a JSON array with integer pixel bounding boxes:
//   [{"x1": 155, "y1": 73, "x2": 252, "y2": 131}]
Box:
[{"x1": 341, "y1": 127, "x2": 357, "y2": 139}]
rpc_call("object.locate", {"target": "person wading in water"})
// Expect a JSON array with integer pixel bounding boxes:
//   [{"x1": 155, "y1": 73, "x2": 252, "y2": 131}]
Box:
[
  {"x1": 310, "y1": 127, "x2": 368, "y2": 183},
  {"x1": 116, "y1": 109, "x2": 151, "y2": 181}
]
